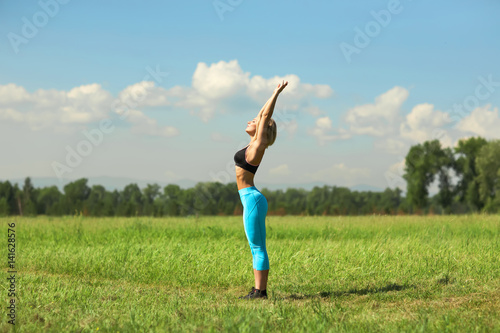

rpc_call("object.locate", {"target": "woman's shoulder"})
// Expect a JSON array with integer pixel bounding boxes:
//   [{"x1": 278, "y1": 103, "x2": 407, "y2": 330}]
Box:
[
  {"x1": 249, "y1": 138, "x2": 268, "y2": 152},
  {"x1": 246, "y1": 142, "x2": 265, "y2": 164}
]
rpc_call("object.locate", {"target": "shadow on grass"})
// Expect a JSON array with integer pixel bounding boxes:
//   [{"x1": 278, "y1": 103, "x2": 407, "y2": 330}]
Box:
[{"x1": 282, "y1": 283, "x2": 413, "y2": 300}]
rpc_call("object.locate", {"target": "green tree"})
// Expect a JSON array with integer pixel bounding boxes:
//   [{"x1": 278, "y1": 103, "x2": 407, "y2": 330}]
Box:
[
  {"x1": 0, "y1": 181, "x2": 17, "y2": 215},
  {"x1": 284, "y1": 188, "x2": 307, "y2": 215},
  {"x1": 192, "y1": 182, "x2": 218, "y2": 215},
  {"x1": 142, "y1": 184, "x2": 161, "y2": 216},
  {"x1": 37, "y1": 186, "x2": 63, "y2": 215},
  {"x1": 404, "y1": 143, "x2": 433, "y2": 211},
  {"x1": 379, "y1": 188, "x2": 403, "y2": 214},
  {"x1": 454, "y1": 136, "x2": 488, "y2": 211},
  {"x1": 403, "y1": 140, "x2": 454, "y2": 213},
  {"x1": 163, "y1": 184, "x2": 182, "y2": 216},
  {"x1": 85, "y1": 185, "x2": 109, "y2": 216},
  {"x1": 22, "y1": 177, "x2": 37, "y2": 216},
  {"x1": 306, "y1": 186, "x2": 330, "y2": 215},
  {"x1": 435, "y1": 146, "x2": 455, "y2": 214},
  {"x1": 13, "y1": 184, "x2": 22, "y2": 215},
  {"x1": 476, "y1": 140, "x2": 500, "y2": 212},
  {"x1": 63, "y1": 179, "x2": 91, "y2": 214},
  {"x1": 330, "y1": 187, "x2": 354, "y2": 215},
  {"x1": 179, "y1": 187, "x2": 196, "y2": 216},
  {"x1": 217, "y1": 182, "x2": 238, "y2": 215},
  {"x1": 108, "y1": 190, "x2": 121, "y2": 216},
  {"x1": 118, "y1": 184, "x2": 143, "y2": 216}
]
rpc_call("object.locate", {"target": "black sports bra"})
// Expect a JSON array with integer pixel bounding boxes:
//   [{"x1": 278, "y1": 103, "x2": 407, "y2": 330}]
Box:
[{"x1": 234, "y1": 145, "x2": 259, "y2": 174}]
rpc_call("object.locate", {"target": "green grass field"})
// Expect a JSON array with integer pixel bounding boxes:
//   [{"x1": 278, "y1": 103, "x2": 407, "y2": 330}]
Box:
[{"x1": 2, "y1": 215, "x2": 499, "y2": 332}]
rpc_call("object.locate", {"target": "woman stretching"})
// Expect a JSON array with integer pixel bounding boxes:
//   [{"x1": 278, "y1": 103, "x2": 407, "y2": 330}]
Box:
[{"x1": 235, "y1": 80, "x2": 288, "y2": 299}]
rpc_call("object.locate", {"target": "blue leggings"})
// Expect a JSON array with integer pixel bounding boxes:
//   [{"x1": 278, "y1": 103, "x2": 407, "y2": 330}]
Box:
[{"x1": 238, "y1": 186, "x2": 269, "y2": 271}]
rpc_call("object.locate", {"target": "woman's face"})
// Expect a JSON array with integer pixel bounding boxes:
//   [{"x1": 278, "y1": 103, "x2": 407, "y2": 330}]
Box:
[{"x1": 246, "y1": 117, "x2": 257, "y2": 136}]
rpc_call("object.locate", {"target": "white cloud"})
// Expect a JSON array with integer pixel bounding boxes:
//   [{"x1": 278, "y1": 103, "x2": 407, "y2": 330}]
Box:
[
  {"x1": 316, "y1": 116, "x2": 332, "y2": 130},
  {"x1": 0, "y1": 60, "x2": 333, "y2": 139},
  {"x1": 174, "y1": 59, "x2": 334, "y2": 122},
  {"x1": 304, "y1": 106, "x2": 324, "y2": 116},
  {"x1": 384, "y1": 158, "x2": 407, "y2": 190},
  {"x1": 309, "y1": 116, "x2": 351, "y2": 145},
  {"x1": 314, "y1": 87, "x2": 459, "y2": 152},
  {"x1": 0, "y1": 83, "x2": 31, "y2": 104},
  {"x1": 126, "y1": 109, "x2": 179, "y2": 137},
  {"x1": 118, "y1": 81, "x2": 170, "y2": 108},
  {"x1": 374, "y1": 137, "x2": 407, "y2": 155},
  {"x1": 269, "y1": 164, "x2": 291, "y2": 176},
  {"x1": 456, "y1": 104, "x2": 500, "y2": 139},
  {"x1": 193, "y1": 60, "x2": 249, "y2": 100},
  {"x1": 0, "y1": 108, "x2": 24, "y2": 122},
  {"x1": 0, "y1": 82, "x2": 179, "y2": 137},
  {"x1": 387, "y1": 158, "x2": 406, "y2": 175},
  {"x1": 0, "y1": 83, "x2": 115, "y2": 130},
  {"x1": 306, "y1": 87, "x2": 410, "y2": 146},
  {"x1": 247, "y1": 73, "x2": 333, "y2": 102},
  {"x1": 400, "y1": 103, "x2": 453, "y2": 146},
  {"x1": 345, "y1": 86, "x2": 408, "y2": 136},
  {"x1": 0, "y1": 83, "x2": 112, "y2": 128}
]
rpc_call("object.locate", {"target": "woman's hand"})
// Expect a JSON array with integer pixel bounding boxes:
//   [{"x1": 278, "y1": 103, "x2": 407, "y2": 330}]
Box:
[{"x1": 274, "y1": 80, "x2": 288, "y2": 94}]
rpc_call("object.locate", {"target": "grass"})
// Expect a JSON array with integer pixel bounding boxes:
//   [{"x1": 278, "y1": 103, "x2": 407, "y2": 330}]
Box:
[{"x1": 2, "y1": 215, "x2": 499, "y2": 332}]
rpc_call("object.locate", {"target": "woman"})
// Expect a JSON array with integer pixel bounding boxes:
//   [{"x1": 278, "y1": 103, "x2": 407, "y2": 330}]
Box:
[{"x1": 235, "y1": 80, "x2": 288, "y2": 299}]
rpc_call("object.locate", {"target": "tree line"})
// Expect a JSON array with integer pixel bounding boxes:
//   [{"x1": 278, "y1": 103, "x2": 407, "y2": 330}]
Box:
[
  {"x1": 1, "y1": 137, "x2": 499, "y2": 216},
  {"x1": 0, "y1": 178, "x2": 405, "y2": 217}
]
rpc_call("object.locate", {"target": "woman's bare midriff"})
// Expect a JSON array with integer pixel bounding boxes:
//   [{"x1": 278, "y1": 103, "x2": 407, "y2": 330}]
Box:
[{"x1": 235, "y1": 166, "x2": 255, "y2": 190}]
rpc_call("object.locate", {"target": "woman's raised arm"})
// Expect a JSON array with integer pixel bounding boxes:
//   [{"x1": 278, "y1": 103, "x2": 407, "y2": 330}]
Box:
[
  {"x1": 253, "y1": 80, "x2": 288, "y2": 147},
  {"x1": 256, "y1": 94, "x2": 274, "y2": 119},
  {"x1": 256, "y1": 81, "x2": 289, "y2": 119}
]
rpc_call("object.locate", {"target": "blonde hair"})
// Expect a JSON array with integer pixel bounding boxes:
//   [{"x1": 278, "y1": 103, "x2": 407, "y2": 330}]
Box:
[{"x1": 266, "y1": 118, "x2": 277, "y2": 148}]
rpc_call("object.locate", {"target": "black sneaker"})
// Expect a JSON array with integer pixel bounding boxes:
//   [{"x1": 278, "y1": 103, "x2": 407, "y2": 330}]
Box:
[
  {"x1": 238, "y1": 287, "x2": 256, "y2": 299},
  {"x1": 239, "y1": 287, "x2": 268, "y2": 299}
]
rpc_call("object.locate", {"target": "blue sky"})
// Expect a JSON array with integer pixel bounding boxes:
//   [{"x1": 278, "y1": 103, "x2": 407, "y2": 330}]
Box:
[{"x1": 1, "y1": 0, "x2": 500, "y2": 190}]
